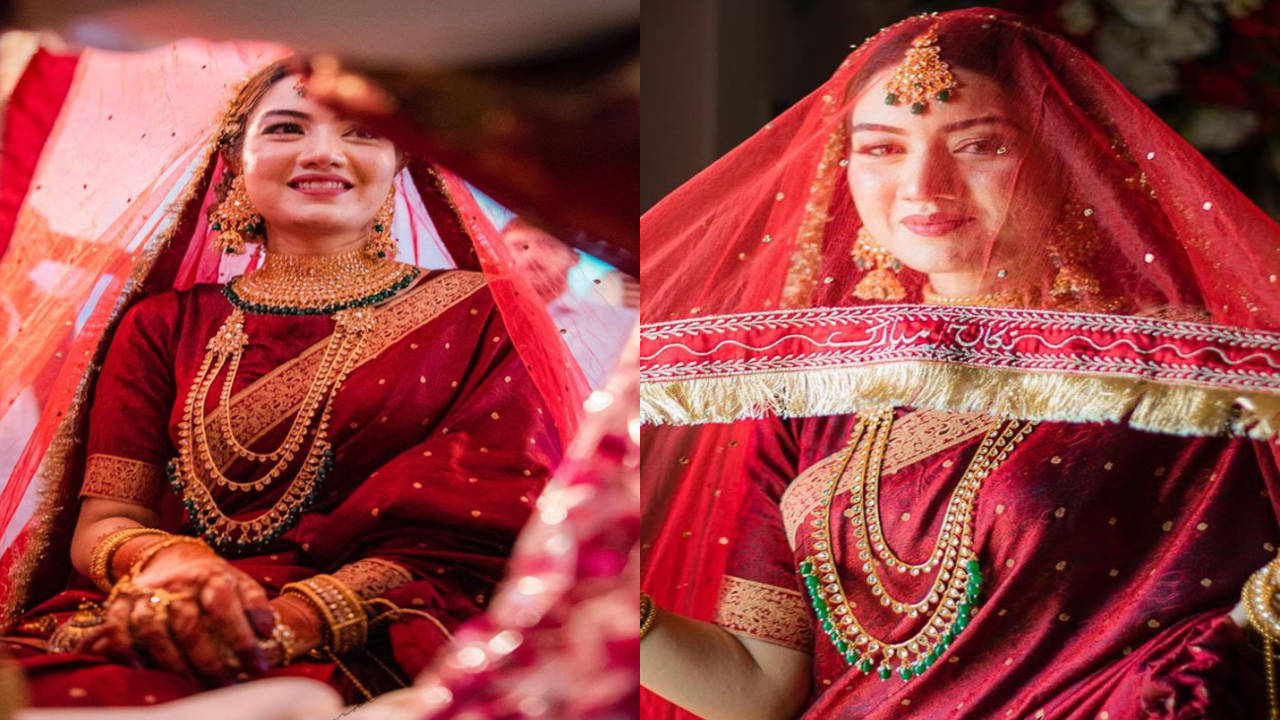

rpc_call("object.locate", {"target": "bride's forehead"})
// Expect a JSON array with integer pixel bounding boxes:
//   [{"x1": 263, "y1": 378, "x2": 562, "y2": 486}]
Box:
[
  {"x1": 248, "y1": 78, "x2": 340, "y2": 123},
  {"x1": 848, "y1": 68, "x2": 1011, "y2": 125}
]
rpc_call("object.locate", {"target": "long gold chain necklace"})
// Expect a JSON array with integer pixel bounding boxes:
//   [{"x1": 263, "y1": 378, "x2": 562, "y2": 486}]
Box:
[
  {"x1": 799, "y1": 408, "x2": 1034, "y2": 682},
  {"x1": 167, "y1": 251, "x2": 418, "y2": 553}
]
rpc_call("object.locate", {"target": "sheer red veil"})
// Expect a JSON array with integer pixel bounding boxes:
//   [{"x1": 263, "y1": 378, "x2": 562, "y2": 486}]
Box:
[{"x1": 642, "y1": 7, "x2": 1280, "y2": 717}]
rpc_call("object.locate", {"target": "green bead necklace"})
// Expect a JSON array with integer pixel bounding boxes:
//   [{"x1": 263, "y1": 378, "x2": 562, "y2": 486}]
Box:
[{"x1": 799, "y1": 409, "x2": 1034, "y2": 682}]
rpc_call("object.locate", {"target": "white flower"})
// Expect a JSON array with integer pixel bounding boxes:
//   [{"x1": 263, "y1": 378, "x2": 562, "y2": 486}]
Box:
[
  {"x1": 1059, "y1": 0, "x2": 1099, "y2": 35},
  {"x1": 1181, "y1": 106, "x2": 1260, "y2": 152},
  {"x1": 1147, "y1": 6, "x2": 1219, "y2": 62},
  {"x1": 1112, "y1": 0, "x2": 1177, "y2": 28},
  {"x1": 1225, "y1": 0, "x2": 1262, "y2": 18},
  {"x1": 1097, "y1": 21, "x2": 1179, "y2": 100}
]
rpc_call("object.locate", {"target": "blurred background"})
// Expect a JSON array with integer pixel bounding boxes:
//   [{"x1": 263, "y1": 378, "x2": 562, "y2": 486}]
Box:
[{"x1": 643, "y1": 0, "x2": 1280, "y2": 216}]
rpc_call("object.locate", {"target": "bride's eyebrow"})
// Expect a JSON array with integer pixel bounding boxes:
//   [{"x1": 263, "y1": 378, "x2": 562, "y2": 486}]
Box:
[
  {"x1": 851, "y1": 123, "x2": 905, "y2": 135},
  {"x1": 261, "y1": 109, "x2": 310, "y2": 121},
  {"x1": 943, "y1": 115, "x2": 1020, "y2": 132}
]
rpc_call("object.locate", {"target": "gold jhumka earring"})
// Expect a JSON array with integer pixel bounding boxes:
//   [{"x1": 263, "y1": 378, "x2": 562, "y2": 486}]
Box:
[
  {"x1": 209, "y1": 174, "x2": 262, "y2": 255},
  {"x1": 883, "y1": 25, "x2": 958, "y2": 115},
  {"x1": 364, "y1": 188, "x2": 397, "y2": 260},
  {"x1": 852, "y1": 226, "x2": 907, "y2": 301}
]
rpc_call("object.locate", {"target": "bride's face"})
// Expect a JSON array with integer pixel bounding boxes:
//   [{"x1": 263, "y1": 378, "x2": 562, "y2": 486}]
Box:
[
  {"x1": 845, "y1": 68, "x2": 1059, "y2": 280},
  {"x1": 239, "y1": 74, "x2": 398, "y2": 243}
]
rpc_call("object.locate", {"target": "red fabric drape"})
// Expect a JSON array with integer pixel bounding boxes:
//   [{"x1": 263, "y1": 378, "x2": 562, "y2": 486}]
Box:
[{"x1": 0, "y1": 49, "x2": 78, "y2": 260}]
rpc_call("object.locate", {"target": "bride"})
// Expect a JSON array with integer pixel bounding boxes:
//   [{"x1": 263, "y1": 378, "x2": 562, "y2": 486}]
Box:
[{"x1": 641, "y1": 9, "x2": 1280, "y2": 719}]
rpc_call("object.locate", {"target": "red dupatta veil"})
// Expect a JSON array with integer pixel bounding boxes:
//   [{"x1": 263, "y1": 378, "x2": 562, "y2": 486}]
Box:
[
  {"x1": 642, "y1": 7, "x2": 1280, "y2": 717},
  {"x1": 0, "y1": 41, "x2": 596, "y2": 625}
]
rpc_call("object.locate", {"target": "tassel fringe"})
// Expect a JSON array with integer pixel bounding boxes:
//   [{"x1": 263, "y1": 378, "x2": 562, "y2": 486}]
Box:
[{"x1": 641, "y1": 362, "x2": 1280, "y2": 440}]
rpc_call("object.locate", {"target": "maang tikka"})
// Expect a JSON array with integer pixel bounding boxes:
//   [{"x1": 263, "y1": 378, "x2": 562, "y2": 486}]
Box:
[
  {"x1": 884, "y1": 25, "x2": 958, "y2": 115},
  {"x1": 852, "y1": 226, "x2": 907, "y2": 301},
  {"x1": 209, "y1": 174, "x2": 262, "y2": 255}
]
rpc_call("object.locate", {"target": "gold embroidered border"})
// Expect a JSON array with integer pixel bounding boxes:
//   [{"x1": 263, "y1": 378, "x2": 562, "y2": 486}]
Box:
[
  {"x1": 714, "y1": 575, "x2": 812, "y2": 651},
  {"x1": 882, "y1": 409, "x2": 992, "y2": 471},
  {"x1": 79, "y1": 453, "x2": 167, "y2": 508},
  {"x1": 203, "y1": 270, "x2": 485, "y2": 469},
  {"x1": 779, "y1": 409, "x2": 991, "y2": 548},
  {"x1": 335, "y1": 557, "x2": 414, "y2": 599}
]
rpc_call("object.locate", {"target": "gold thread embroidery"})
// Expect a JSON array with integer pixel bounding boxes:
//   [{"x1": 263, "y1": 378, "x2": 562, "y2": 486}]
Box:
[
  {"x1": 780, "y1": 410, "x2": 991, "y2": 548},
  {"x1": 334, "y1": 557, "x2": 414, "y2": 599},
  {"x1": 203, "y1": 271, "x2": 485, "y2": 470},
  {"x1": 79, "y1": 454, "x2": 167, "y2": 508},
  {"x1": 781, "y1": 124, "x2": 848, "y2": 309},
  {"x1": 714, "y1": 575, "x2": 813, "y2": 650}
]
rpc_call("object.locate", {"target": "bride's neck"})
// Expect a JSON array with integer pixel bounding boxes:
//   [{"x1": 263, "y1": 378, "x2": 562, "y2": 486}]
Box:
[
  {"x1": 263, "y1": 224, "x2": 367, "y2": 257},
  {"x1": 926, "y1": 254, "x2": 1050, "y2": 298}
]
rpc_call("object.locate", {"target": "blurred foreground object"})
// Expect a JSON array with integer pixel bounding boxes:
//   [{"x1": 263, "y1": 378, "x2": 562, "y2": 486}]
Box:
[
  {"x1": 343, "y1": 329, "x2": 639, "y2": 720},
  {"x1": 18, "y1": 0, "x2": 639, "y2": 275}
]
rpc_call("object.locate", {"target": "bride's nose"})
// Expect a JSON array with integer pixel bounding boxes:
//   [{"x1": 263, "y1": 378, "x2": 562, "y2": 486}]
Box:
[
  {"x1": 901, "y1": 143, "x2": 959, "y2": 202},
  {"x1": 298, "y1": 126, "x2": 346, "y2": 169}
]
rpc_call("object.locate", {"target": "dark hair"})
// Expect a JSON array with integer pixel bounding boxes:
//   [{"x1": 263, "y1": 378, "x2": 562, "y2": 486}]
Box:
[{"x1": 215, "y1": 56, "x2": 305, "y2": 174}]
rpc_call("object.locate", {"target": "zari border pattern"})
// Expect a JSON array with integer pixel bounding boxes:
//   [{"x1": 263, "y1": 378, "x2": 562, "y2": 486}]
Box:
[
  {"x1": 79, "y1": 454, "x2": 167, "y2": 509},
  {"x1": 640, "y1": 306, "x2": 1280, "y2": 439},
  {"x1": 779, "y1": 410, "x2": 989, "y2": 548},
  {"x1": 714, "y1": 575, "x2": 813, "y2": 651}
]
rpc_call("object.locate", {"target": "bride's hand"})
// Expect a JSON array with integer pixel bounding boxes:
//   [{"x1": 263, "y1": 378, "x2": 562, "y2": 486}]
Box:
[{"x1": 83, "y1": 542, "x2": 275, "y2": 684}]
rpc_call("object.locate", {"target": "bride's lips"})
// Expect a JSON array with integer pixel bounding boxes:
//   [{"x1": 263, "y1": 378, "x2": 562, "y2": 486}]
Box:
[
  {"x1": 288, "y1": 174, "x2": 354, "y2": 197},
  {"x1": 900, "y1": 213, "x2": 973, "y2": 237}
]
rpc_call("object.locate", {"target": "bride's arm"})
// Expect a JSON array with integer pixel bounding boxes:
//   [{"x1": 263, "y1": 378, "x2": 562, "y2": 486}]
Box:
[{"x1": 641, "y1": 608, "x2": 811, "y2": 720}]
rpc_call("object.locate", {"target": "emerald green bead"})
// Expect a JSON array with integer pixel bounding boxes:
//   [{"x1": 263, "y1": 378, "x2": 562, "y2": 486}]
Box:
[
  {"x1": 211, "y1": 222, "x2": 222, "y2": 231},
  {"x1": 858, "y1": 658, "x2": 873, "y2": 674},
  {"x1": 820, "y1": 620, "x2": 834, "y2": 633},
  {"x1": 800, "y1": 561, "x2": 813, "y2": 574},
  {"x1": 848, "y1": 649, "x2": 860, "y2": 663},
  {"x1": 884, "y1": 93, "x2": 898, "y2": 105},
  {"x1": 834, "y1": 639, "x2": 847, "y2": 653},
  {"x1": 910, "y1": 102, "x2": 925, "y2": 115},
  {"x1": 374, "y1": 224, "x2": 384, "y2": 233},
  {"x1": 913, "y1": 661, "x2": 925, "y2": 675},
  {"x1": 878, "y1": 666, "x2": 891, "y2": 680},
  {"x1": 936, "y1": 89, "x2": 950, "y2": 102},
  {"x1": 956, "y1": 616, "x2": 970, "y2": 631},
  {"x1": 899, "y1": 667, "x2": 914, "y2": 680}
]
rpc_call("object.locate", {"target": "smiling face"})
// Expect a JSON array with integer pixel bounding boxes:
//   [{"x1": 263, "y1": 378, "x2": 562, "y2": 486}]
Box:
[
  {"x1": 846, "y1": 68, "x2": 1059, "y2": 293},
  {"x1": 238, "y1": 74, "x2": 398, "y2": 252}
]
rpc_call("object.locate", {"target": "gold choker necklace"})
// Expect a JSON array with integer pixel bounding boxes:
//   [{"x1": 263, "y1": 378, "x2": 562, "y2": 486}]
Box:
[
  {"x1": 227, "y1": 250, "x2": 418, "y2": 315},
  {"x1": 922, "y1": 284, "x2": 1037, "y2": 308}
]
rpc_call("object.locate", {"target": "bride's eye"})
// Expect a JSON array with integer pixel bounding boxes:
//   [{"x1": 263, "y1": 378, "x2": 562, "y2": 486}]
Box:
[
  {"x1": 263, "y1": 122, "x2": 304, "y2": 135},
  {"x1": 856, "y1": 143, "x2": 905, "y2": 157},
  {"x1": 346, "y1": 125, "x2": 381, "y2": 140},
  {"x1": 956, "y1": 137, "x2": 1008, "y2": 155}
]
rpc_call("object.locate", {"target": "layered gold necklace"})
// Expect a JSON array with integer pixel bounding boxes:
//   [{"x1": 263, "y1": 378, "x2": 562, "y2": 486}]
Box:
[
  {"x1": 167, "y1": 250, "x2": 419, "y2": 553},
  {"x1": 799, "y1": 408, "x2": 1034, "y2": 682}
]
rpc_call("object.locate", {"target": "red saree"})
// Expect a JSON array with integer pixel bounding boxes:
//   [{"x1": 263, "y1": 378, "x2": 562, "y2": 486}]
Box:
[
  {"x1": 3, "y1": 269, "x2": 561, "y2": 706},
  {"x1": 717, "y1": 409, "x2": 1272, "y2": 718}
]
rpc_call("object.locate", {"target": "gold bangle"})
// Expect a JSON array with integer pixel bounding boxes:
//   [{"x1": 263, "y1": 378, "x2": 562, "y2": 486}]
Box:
[
  {"x1": 127, "y1": 535, "x2": 212, "y2": 578},
  {"x1": 88, "y1": 527, "x2": 167, "y2": 592},
  {"x1": 640, "y1": 592, "x2": 658, "y2": 639},
  {"x1": 282, "y1": 574, "x2": 368, "y2": 654}
]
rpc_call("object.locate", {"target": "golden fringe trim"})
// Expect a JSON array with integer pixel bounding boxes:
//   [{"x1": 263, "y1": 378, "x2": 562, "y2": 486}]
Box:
[{"x1": 641, "y1": 361, "x2": 1280, "y2": 440}]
